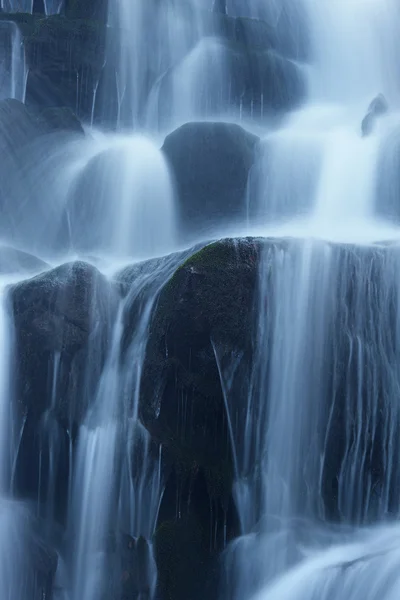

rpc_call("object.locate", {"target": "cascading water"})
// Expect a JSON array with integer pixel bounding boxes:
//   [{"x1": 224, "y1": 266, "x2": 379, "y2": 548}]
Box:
[
  {"x1": 1, "y1": 0, "x2": 64, "y2": 14},
  {"x1": 0, "y1": 20, "x2": 26, "y2": 102},
  {"x1": 2, "y1": 0, "x2": 400, "y2": 597},
  {"x1": 221, "y1": 1, "x2": 400, "y2": 600}
]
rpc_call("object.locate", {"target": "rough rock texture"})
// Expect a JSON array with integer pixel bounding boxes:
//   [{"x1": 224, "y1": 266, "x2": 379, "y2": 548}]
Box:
[
  {"x1": 138, "y1": 238, "x2": 260, "y2": 600},
  {"x1": 11, "y1": 261, "x2": 118, "y2": 519},
  {"x1": 162, "y1": 122, "x2": 259, "y2": 242},
  {"x1": 24, "y1": 15, "x2": 106, "y2": 119}
]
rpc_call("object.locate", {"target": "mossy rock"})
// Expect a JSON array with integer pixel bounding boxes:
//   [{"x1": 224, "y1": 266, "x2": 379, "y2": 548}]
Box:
[{"x1": 139, "y1": 238, "x2": 262, "y2": 508}]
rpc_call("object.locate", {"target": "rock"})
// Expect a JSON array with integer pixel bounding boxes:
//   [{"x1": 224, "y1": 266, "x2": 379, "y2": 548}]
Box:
[
  {"x1": 11, "y1": 261, "x2": 118, "y2": 519},
  {"x1": 152, "y1": 39, "x2": 305, "y2": 128},
  {"x1": 212, "y1": 0, "x2": 227, "y2": 15},
  {"x1": 155, "y1": 515, "x2": 216, "y2": 600},
  {"x1": 138, "y1": 240, "x2": 260, "y2": 594},
  {"x1": 12, "y1": 260, "x2": 117, "y2": 418},
  {"x1": 368, "y1": 93, "x2": 388, "y2": 116},
  {"x1": 65, "y1": 0, "x2": 108, "y2": 23},
  {"x1": 24, "y1": 15, "x2": 106, "y2": 120},
  {"x1": 0, "y1": 245, "x2": 49, "y2": 274},
  {"x1": 162, "y1": 122, "x2": 259, "y2": 241},
  {"x1": 226, "y1": 0, "x2": 309, "y2": 59},
  {"x1": 37, "y1": 106, "x2": 84, "y2": 134},
  {"x1": 140, "y1": 238, "x2": 260, "y2": 504},
  {"x1": 361, "y1": 93, "x2": 388, "y2": 137},
  {"x1": 0, "y1": 99, "x2": 39, "y2": 154}
]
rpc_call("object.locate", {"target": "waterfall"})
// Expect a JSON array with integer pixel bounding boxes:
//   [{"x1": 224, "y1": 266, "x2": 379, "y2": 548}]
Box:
[
  {"x1": 1, "y1": 0, "x2": 64, "y2": 13},
  {"x1": 2, "y1": 0, "x2": 400, "y2": 598},
  {"x1": 220, "y1": 1, "x2": 400, "y2": 599},
  {"x1": 0, "y1": 21, "x2": 26, "y2": 102}
]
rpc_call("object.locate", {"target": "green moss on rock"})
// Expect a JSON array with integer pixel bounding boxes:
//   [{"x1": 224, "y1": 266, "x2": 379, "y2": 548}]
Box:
[{"x1": 139, "y1": 238, "x2": 262, "y2": 514}]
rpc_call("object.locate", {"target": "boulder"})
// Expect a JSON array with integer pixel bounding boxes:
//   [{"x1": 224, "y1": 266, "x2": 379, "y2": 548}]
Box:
[
  {"x1": 226, "y1": 0, "x2": 309, "y2": 60},
  {"x1": 162, "y1": 122, "x2": 259, "y2": 242},
  {"x1": 24, "y1": 15, "x2": 106, "y2": 120},
  {"x1": 37, "y1": 106, "x2": 84, "y2": 134},
  {"x1": 11, "y1": 261, "x2": 118, "y2": 519},
  {"x1": 106, "y1": 533, "x2": 157, "y2": 600},
  {"x1": 151, "y1": 39, "x2": 305, "y2": 128},
  {"x1": 361, "y1": 93, "x2": 388, "y2": 137},
  {"x1": 137, "y1": 238, "x2": 259, "y2": 600},
  {"x1": 12, "y1": 260, "x2": 117, "y2": 419},
  {"x1": 65, "y1": 0, "x2": 108, "y2": 23},
  {"x1": 0, "y1": 99, "x2": 39, "y2": 155},
  {"x1": 139, "y1": 237, "x2": 260, "y2": 492}
]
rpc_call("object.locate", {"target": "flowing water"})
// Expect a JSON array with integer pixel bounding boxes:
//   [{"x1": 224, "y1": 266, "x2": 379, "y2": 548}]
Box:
[
  {"x1": 1, "y1": 0, "x2": 400, "y2": 598},
  {"x1": 220, "y1": 1, "x2": 400, "y2": 600},
  {"x1": 1, "y1": 0, "x2": 64, "y2": 14}
]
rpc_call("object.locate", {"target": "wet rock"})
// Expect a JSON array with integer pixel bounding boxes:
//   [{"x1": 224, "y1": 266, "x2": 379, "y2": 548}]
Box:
[
  {"x1": 37, "y1": 106, "x2": 84, "y2": 134},
  {"x1": 162, "y1": 122, "x2": 259, "y2": 241},
  {"x1": 155, "y1": 514, "x2": 216, "y2": 600},
  {"x1": 11, "y1": 261, "x2": 118, "y2": 518},
  {"x1": 0, "y1": 99, "x2": 39, "y2": 154},
  {"x1": 212, "y1": 0, "x2": 227, "y2": 15},
  {"x1": 24, "y1": 15, "x2": 106, "y2": 120},
  {"x1": 65, "y1": 0, "x2": 108, "y2": 23},
  {"x1": 110, "y1": 533, "x2": 156, "y2": 600},
  {"x1": 152, "y1": 39, "x2": 305, "y2": 128},
  {"x1": 140, "y1": 238, "x2": 260, "y2": 501},
  {"x1": 137, "y1": 239, "x2": 259, "y2": 600},
  {"x1": 12, "y1": 260, "x2": 117, "y2": 418},
  {"x1": 361, "y1": 93, "x2": 388, "y2": 137},
  {"x1": 0, "y1": 245, "x2": 49, "y2": 274}
]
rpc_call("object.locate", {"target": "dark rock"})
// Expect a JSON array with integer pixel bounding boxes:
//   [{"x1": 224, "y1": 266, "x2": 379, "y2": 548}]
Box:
[
  {"x1": 226, "y1": 0, "x2": 309, "y2": 60},
  {"x1": 11, "y1": 261, "x2": 118, "y2": 519},
  {"x1": 368, "y1": 93, "x2": 388, "y2": 116},
  {"x1": 24, "y1": 15, "x2": 106, "y2": 120},
  {"x1": 361, "y1": 93, "x2": 388, "y2": 137},
  {"x1": 0, "y1": 99, "x2": 39, "y2": 154},
  {"x1": 140, "y1": 238, "x2": 260, "y2": 500},
  {"x1": 212, "y1": 0, "x2": 227, "y2": 15},
  {"x1": 37, "y1": 106, "x2": 84, "y2": 134},
  {"x1": 162, "y1": 122, "x2": 259, "y2": 241},
  {"x1": 155, "y1": 514, "x2": 216, "y2": 600},
  {"x1": 0, "y1": 99, "x2": 83, "y2": 158},
  {"x1": 12, "y1": 260, "x2": 117, "y2": 419},
  {"x1": 138, "y1": 239, "x2": 259, "y2": 600},
  {"x1": 152, "y1": 39, "x2": 305, "y2": 128},
  {"x1": 65, "y1": 0, "x2": 108, "y2": 23}
]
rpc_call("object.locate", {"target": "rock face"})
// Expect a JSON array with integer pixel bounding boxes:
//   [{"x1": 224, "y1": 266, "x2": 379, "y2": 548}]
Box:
[
  {"x1": 140, "y1": 238, "x2": 260, "y2": 600},
  {"x1": 65, "y1": 0, "x2": 108, "y2": 22},
  {"x1": 0, "y1": 7, "x2": 304, "y2": 127},
  {"x1": 150, "y1": 38, "x2": 305, "y2": 129},
  {"x1": 162, "y1": 122, "x2": 259, "y2": 242},
  {"x1": 11, "y1": 261, "x2": 118, "y2": 519}
]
